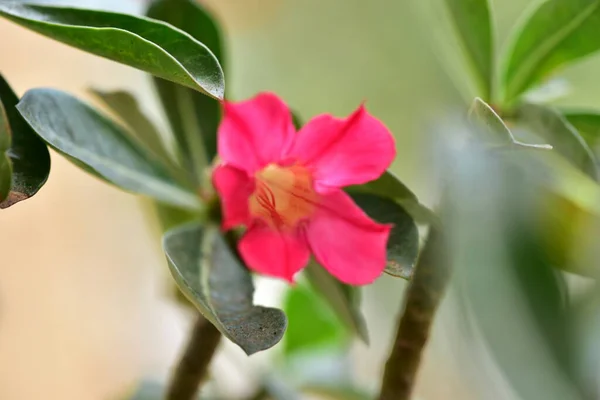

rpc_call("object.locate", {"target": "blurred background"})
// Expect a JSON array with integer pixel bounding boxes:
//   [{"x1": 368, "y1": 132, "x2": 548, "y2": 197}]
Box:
[{"x1": 1, "y1": 0, "x2": 600, "y2": 399}]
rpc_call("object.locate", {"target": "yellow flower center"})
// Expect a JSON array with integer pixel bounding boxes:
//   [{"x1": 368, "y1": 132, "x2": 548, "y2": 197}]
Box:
[{"x1": 249, "y1": 163, "x2": 318, "y2": 230}]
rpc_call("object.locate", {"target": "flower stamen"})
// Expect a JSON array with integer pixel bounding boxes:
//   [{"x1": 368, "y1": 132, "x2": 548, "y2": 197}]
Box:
[{"x1": 249, "y1": 163, "x2": 318, "y2": 230}]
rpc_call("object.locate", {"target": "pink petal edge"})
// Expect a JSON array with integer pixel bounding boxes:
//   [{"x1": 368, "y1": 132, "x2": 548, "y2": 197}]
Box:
[
  {"x1": 217, "y1": 92, "x2": 296, "y2": 173},
  {"x1": 238, "y1": 222, "x2": 311, "y2": 283},
  {"x1": 289, "y1": 105, "x2": 396, "y2": 191},
  {"x1": 306, "y1": 189, "x2": 391, "y2": 285},
  {"x1": 212, "y1": 164, "x2": 254, "y2": 231}
]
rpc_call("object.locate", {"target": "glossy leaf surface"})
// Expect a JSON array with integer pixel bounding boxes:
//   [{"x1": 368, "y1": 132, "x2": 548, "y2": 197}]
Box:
[
  {"x1": 0, "y1": 2, "x2": 224, "y2": 99},
  {"x1": 163, "y1": 224, "x2": 288, "y2": 355},
  {"x1": 17, "y1": 88, "x2": 200, "y2": 209}
]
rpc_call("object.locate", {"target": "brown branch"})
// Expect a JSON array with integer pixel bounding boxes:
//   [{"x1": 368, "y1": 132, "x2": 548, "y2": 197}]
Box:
[
  {"x1": 377, "y1": 227, "x2": 450, "y2": 400},
  {"x1": 165, "y1": 314, "x2": 222, "y2": 400}
]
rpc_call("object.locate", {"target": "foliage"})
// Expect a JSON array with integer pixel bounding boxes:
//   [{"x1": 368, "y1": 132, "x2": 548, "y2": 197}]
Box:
[{"x1": 3, "y1": 0, "x2": 600, "y2": 398}]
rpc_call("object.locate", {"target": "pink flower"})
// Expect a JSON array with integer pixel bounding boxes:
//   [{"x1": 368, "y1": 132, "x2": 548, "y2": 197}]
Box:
[{"x1": 212, "y1": 93, "x2": 395, "y2": 285}]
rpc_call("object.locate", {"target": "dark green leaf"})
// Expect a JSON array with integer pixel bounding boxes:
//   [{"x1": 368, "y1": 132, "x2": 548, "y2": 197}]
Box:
[
  {"x1": 89, "y1": 88, "x2": 173, "y2": 163},
  {"x1": 350, "y1": 193, "x2": 419, "y2": 280},
  {"x1": 468, "y1": 97, "x2": 552, "y2": 150},
  {"x1": 163, "y1": 223, "x2": 287, "y2": 355},
  {"x1": 515, "y1": 103, "x2": 599, "y2": 180},
  {"x1": 501, "y1": 0, "x2": 600, "y2": 104},
  {"x1": 346, "y1": 170, "x2": 437, "y2": 225},
  {"x1": 283, "y1": 283, "x2": 348, "y2": 357},
  {"x1": 304, "y1": 263, "x2": 368, "y2": 343},
  {"x1": 348, "y1": 170, "x2": 416, "y2": 202},
  {"x1": 0, "y1": 99, "x2": 12, "y2": 202},
  {"x1": 16, "y1": 88, "x2": 200, "y2": 209},
  {"x1": 0, "y1": 74, "x2": 50, "y2": 209},
  {"x1": 0, "y1": 2, "x2": 224, "y2": 99},
  {"x1": 444, "y1": 0, "x2": 494, "y2": 100},
  {"x1": 147, "y1": 0, "x2": 224, "y2": 178},
  {"x1": 291, "y1": 110, "x2": 303, "y2": 130},
  {"x1": 563, "y1": 110, "x2": 600, "y2": 147}
]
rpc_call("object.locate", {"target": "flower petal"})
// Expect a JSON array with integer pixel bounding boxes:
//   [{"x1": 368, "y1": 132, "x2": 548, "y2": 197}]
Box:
[
  {"x1": 212, "y1": 164, "x2": 254, "y2": 230},
  {"x1": 218, "y1": 92, "x2": 296, "y2": 173},
  {"x1": 306, "y1": 189, "x2": 391, "y2": 285},
  {"x1": 239, "y1": 223, "x2": 310, "y2": 282},
  {"x1": 289, "y1": 105, "x2": 395, "y2": 191}
]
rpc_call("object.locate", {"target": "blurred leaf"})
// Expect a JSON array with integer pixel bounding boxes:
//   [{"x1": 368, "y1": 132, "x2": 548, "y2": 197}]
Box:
[
  {"x1": 0, "y1": 74, "x2": 50, "y2": 209},
  {"x1": 163, "y1": 223, "x2": 288, "y2": 355},
  {"x1": 444, "y1": 0, "x2": 494, "y2": 100},
  {"x1": 350, "y1": 193, "x2": 419, "y2": 279},
  {"x1": 0, "y1": 2, "x2": 224, "y2": 100},
  {"x1": 155, "y1": 202, "x2": 197, "y2": 232},
  {"x1": 443, "y1": 134, "x2": 580, "y2": 399},
  {"x1": 147, "y1": 0, "x2": 224, "y2": 179},
  {"x1": 283, "y1": 284, "x2": 349, "y2": 357},
  {"x1": 89, "y1": 88, "x2": 174, "y2": 164},
  {"x1": 563, "y1": 111, "x2": 600, "y2": 147},
  {"x1": 515, "y1": 103, "x2": 599, "y2": 180},
  {"x1": 536, "y1": 192, "x2": 596, "y2": 276},
  {"x1": 510, "y1": 145, "x2": 600, "y2": 218},
  {"x1": 16, "y1": 88, "x2": 200, "y2": 209},
  {"x1": 468, "y1": 97, "x2": 552, "y2": 150},
  {"x1": 501, "y1": 0, "x2": 600, "y2": 104},
  {"x1": 304, "y1": 263, "x2": 368, "y2": 343},
  {"x1": 523, "y1": 78, "x2": 571, "y2": 104}
]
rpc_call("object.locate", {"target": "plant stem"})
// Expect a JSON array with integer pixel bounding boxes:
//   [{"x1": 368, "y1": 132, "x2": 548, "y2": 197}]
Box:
[
  {"x1": 165, "y1": 314, "x2": 222, "y2": 400},
  {"x1": 377, "y1": 227, "x2": 450, "y2": 400}
]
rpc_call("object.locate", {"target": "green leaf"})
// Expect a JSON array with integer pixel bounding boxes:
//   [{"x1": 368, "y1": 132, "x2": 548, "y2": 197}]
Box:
[
  {"x1": 283, "y1": 283, "x2": 349, "y2": 357},
  {"x1": 563, "y1": 110, "x2": 600, "y2": 147},
  {"x1": 350, "y1": 193, "x2": 419, "y2": 280},
  {"x1": 446, "y1": 142, "x2": 577, "y2": 398},
  {"x1": 163, "y1": 223, "x2": 288, "y2": 355},
  {"x1": 346, "y1": 170, "x2": 437, "y2": 225},
  {"x1": 291, "y1": 109, "x2": 303, "y2": 130},
  {"x1": 16, "y1": 88, "x2": 200, "y2": 209},
  {"x1": 89, "y1": 88, "x2": 173, "y2": 164},
  {"x1": 348, "y1": 170, "x2": 417, "y2": 202},
  {"x1": 515, "y1": 103, "x2": 599, "y2": 180},
  {"x1": 501, "y1": 0, "x2": 600, "y2": 104},
  {"x1": 468, "y1": 97, "x2": 552, "y2": 150},
  {"x1": 0, "y1": 2, "x2": 224, "y2": 100},
  {"x1": 155, "y1": 202, "x2": 197, "y2": 232},
  {"x1": 0, "y1": 99, "x2": 12, "y2": 203},
  {"x1": 147, "y1": 0, "x2": 224, "y2": 179},
  {"x1": 0, "y1": 74, "x2": 50, "y2": 209},
  {"x1": 303, "y1": 263, "x2": 368, "y2": 343},
  {"x1": 444, "y1": 0, "x2": 494, "y2": 100}
]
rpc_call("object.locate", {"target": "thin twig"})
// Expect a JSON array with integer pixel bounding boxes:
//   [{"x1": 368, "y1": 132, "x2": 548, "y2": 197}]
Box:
[
  {"x1": 165, "y1": 314, "x2": 222, "y2": 400},
  {"x1": 377, "y1": 227, "x2": 450, "y2": 400}
]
